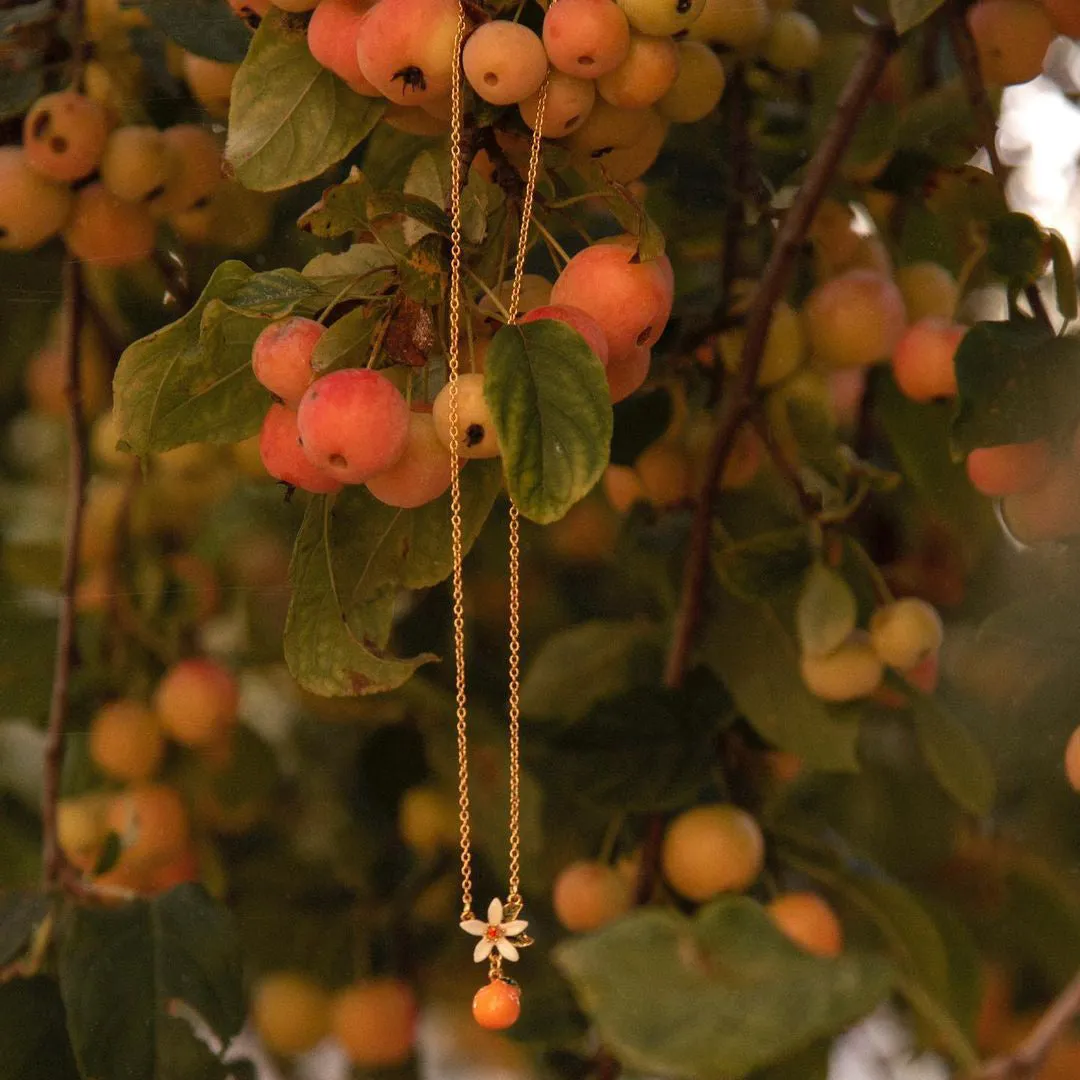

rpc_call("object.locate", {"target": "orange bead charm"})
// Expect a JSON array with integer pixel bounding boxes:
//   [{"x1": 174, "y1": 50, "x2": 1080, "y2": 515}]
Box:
[{"x1": 472, "y1": 978, "x2": 521, "y2": 1030}]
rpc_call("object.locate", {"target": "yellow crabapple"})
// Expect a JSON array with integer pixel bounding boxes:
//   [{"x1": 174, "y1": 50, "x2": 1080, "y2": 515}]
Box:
[
  {"x1": 463, "y1": 21, "x2": 549, "y2": 105},
  {"x1": 100, "y1": 126, "x2": 176, "y2": 207},
  {"x1": 868, "y1": 597, "x2": 944, "y2": 670},
  {"x1": 890, "y1": 318, "x2": 966, "y2": 402},
  {"x1": 800, "y1": 634, "x2": 884, "y2": 702},
  {"x1": 155, "y1": 124, "x2": 223, "y2": 216},
  {"x1": 181, "y1": 53, "x2": 239, "y2": 118},
  {"x1": 23, "y1": 91, "x2": 111, "y2": 182},
  {"x1": 89, "y1": 699, "x2": 166, "y2": 783},
  {"x1": 688, "y1": 0, "x2": 771, "y2": 48},
  {"x1": 0, "y1": 147, "x2": 73, "y2": 251},
  {"x1": 617, "y1": 0, "x2": 706, "y2": 36},
  {"x1": 553, "y1": 860, "x2": 632, "y2": 931},
  {"x1": 600, "y1": 108, "x2": 669, "y2": 183},
  {"x1": 367, "y1": 412, "x2": 454, "y2": 507},
  {"x1": 895, "y1": 262, "x2": 961, "y2": 321},
  {"x1": 332, "y1": 979, "x2": 418, "y2": 1066},
  {"x1": 803, "y1": 270, "x2": 907, "y2": 369},
  {"x1": 542, "y1": 0, "x2": 632, "y2": 79},
  {"x1": 657, "y1": 41, "x2": 726, "y2": 124},
  {"x1": 766, "y1": 892, "x2": 843, "y2": 957},
  {"x1": 596, "y1": 33, "x2": 680, "y2": 110},
  {"x1": 761, "y1": 11, "x2": 821, "y2": 71},
  {"x1": 967, "y1": 0, "x2": 1055, "y2": 85},
  {"x1": 398, "y1": 785, "x2": 458, "y2": 855},
  {"x1": 661, "y1": 804, "x2": 765, "y2": 901},
  {"x1": 432, "y1": 372, "x2": 501, "y2": 459},
  {"x1": 253, "y1": 973, "x2": 333, "y2": 1057},
  {"x1": 154, "y1": 657, "x2": 239, "y2": 747},
  {"x1": 520, "y1": 71, "x2": 596, "y2": 137},
  {"x1": 564, "y1": 97, "x2": 651, "y2": 156},
  {"x1": 966, "y1": 440, "x2": 1052, "y2": 497},
  {"x1": 57, "y1": 793, "x2": 112, "y2": 871},
  {"x1": 718, "y1": 298, "x2": 804, "y2": 387},
  {"x1": 635, "y1": 441, "x2": 693, "y2": 507}
]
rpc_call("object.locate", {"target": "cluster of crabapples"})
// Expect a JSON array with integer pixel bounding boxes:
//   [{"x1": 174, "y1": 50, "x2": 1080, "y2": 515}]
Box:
[
  {"x1": 254, "y1": 235, "x2": 673, "y2": 501},
  {"x1": 0, "y1": 87, "x2": 267, "y2": 260},
  {"x1": 56, "y1": 657, "x2": 241, "y2": 895},
  {"x1": 966, "y1": 0, "x2": 1080, "y2": 87},
  {"x1": 233, "y1": 0, "x2": 824, "y2": 178}
]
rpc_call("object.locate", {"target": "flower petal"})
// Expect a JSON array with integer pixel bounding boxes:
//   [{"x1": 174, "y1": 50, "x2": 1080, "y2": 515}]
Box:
[
  {"x1": 474, "y1": 938, "x2": 494, "y2": 963},
  {"x1": 496, "y1": 940, "x2": 520, "y2": 962},
  {"x1": 460, "y1": 920, "x2": 488, "y2": 937},
  {"x1": 501, "y1": 920, "x2": 528, "y2": 937},
  {"x1": 487, "y1": 897, "x2": 504, "y2": 925}
]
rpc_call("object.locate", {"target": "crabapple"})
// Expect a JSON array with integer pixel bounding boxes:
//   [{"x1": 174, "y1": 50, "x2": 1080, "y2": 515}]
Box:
[
  {"x1": 519, "y1": 304, "x2": 610, "y2": 366},
  {"x1": 553, "y1": 860, "x2": 632, "y2": 931},
  {"x1": 891, "y1": 318, "x2": 966, "y2": 402},
  {"x1": 432, "y1": 373, "x2": 500, "y2": 459},
  {"x1": 635, "y1": 441, "x2": 692, "y2": 506},
  {"x1": 688, "y1": 0, "x2": 771, "y2": 48},
  {"x1": 564, "y1": 98, "x2": 650, "y2": 156},
  {"x1": 181, "y1": 53, "x2": 239, "y2": 118},
  {"x1": 607, "y1": 344, "x2": 651, "y2": 402},
  {"x1": 602, "y1": 463, "x2": 646, "y2": 512},
  {"x1": 64, "y1": 183, "x2": 157, "y2": 268},
  {"x1": 600, "y1": 107, "x2": 669, "y2": 183},
  {"x1": 366, "y1": 412, "x2": 454, "y2": 508},
  {"x1": 57, "y1": 793, "x2": 111, "y2": 871},
  {"x1": 617, "y1": 0, "x2": 706, "y2": 35},
  {"x1": 297, "y1": 368, "x2": 411, "y2": 482},
  {"x1": 1065, "y1": 726, "x2": 1080, "y2": 791},
  {"x1": 272, "y1": 0, "x2": 319, "y2": 12},
  {"x1": 332, "y1": 979, "x2": 417, "y2": 1066},
  {"x1": 966, "y1": 440, "x2": 1052, "y2": 497},
  {"x1": 657, "y1": 41, "x2": 726, "y2": 124},
  {"x1": 89, "y1": 700, "x2": 166, "y2": 783},
  {"x1": 800, "y1": 633, "x2": 884, "y2": 702},
  {"x1": 550, "y1": 238, "x2": 673, "y2": 361},
  {"x1": 868, "y1": 597, "x2": 944, "y2": 670},
  {"x1": 895, "y1": 262, "x2": 960, "y2": 321},
  {"x1": 473, "y1": 980, "x2": 521, "y2": 1031},
  {"x1": 307, "y1": 0, "x2": 381, "y2": 95},
  {"x1": 0, "y1": 147, "x2": 73, "y2": 251},
  {"x1": 1043, "y1": 0, "x2": 1080, "y2": 35},
  {"x1": 154, "y1": 657, "x2": 239, "y2": 747},
  {"x1": 967, "y1": 0, "x2": 1054, "y2": 86},
  {"x1": 156, "y1": 124, "x2": 224, "y2": 216},
  {"x1": 661, "y1": 804, "x2": 765, "y2": 901},
  {"x1": 548, "y1": 498, "x2": 619, "y2": 562},
  {"x1": 252, "y1": 316, "x2": 324, "y2": 407},
  {"x1": 100, "y1": 126, "x2": 176, "y2": 207},
  {"x1": 803, "y1": 270, "x2": 907, "y2": 368},
  {"x1": 761, "y1": 11, "x2": 821, "y2": 70},
  {"x1": 23, "y1": 91, "x2": 110, "y2": 182},
  {"x1": 398, "y1": 785, "x2": 458, "y2": 855},
  {"x1": 228, "y1": 0, "x2": 270, "y2": 17},
  {"x1": 260, "y1": 404, "x2": 344, "y2": 494},
  {"x1": 253, "y1": 974, "x2": 332, "y2": 1057},
  {"x1": 26, "y1": 322, "x2": 111, "y2": 420},
  {"x1": 355, "y1": 0, "x2": 459, "y2": 103},
  {"x1": 766, "y1": 893, "x2": 844, "y2": 957},
  {"x1": 1001, "y1": 459, "x2": 1080, "y2": 543},
  {"x1": 463, "y1": 21, "x2": 549, "y2": 106},
  {"x1": 718, "y1": 298, "x2": 803, "y2": 387},
  {"x1": 520, "y1": 71, "x2": 596, "y2": 136},
  {"x1": 106, "y1": 783, "x2": 191, "y2": 870},
  {"x1": 596, "y1": 33, "x2": 679, "y2": 110},
  {"x1": 542, "y1": 0, "x2": 632, "y2": 79}
]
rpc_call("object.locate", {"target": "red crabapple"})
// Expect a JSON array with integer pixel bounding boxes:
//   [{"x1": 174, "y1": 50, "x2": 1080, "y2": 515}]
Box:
[
  {"x1": 432, "y1": 373, "x2": 500, "y2": 459},
  {"x1": 23, "y1": 91, "x2": 111, "y2": 182},
  {"x1": 260, "y1": 404, "x2": 344, "y2": 494},
  {"x1": 542, "y1": 0, "x2": 632, "y2": 79},
  {"x1": 657, "y1": 41, "x2": 726, "y2": 124},
  {"x1": 519, "y1": 304, "x2": 610, "y2": 366},
  {"x1": 366, "y1": 412, "x2": 454, "y2": 508},
  {"x1": 967, "y1": 0, "x2": 1055, "y2": 86},
  {"x1": 596, "y1": 33, "x2": 679, "y2": 110},
  {"x1": 154, "y1": 657, "x2": 239, "y2": 747},
  {"x1": 297, "y1": 369, "x2": 411, "y2": 483},
  {"x1": 463, "y1": 21, "x2": 549, "y2": 106},
  {"x1": 553, "y1": 860, "x2": 632, "y2": 931},
  {"x1": 891, "y1": 318, "x2": 966, "y2": 402},
  {"x1": 355, "y1": 0, "x2": 459, "y2": 103},
  {"x1": 64, "y1": 183, "x2": 157, "y2": 269},
  {"x1": 607, "y1": 345, "x2": 651, "y2": 402},
  {"x1": 550, "y1": 238, "x2": 673, "y2": 361},
  {"x1": 252, "y1": 316, "x2": 324, "y2": 407},
  {"x1": 307, "y1": 0, "x2": 381, "y2": 95},
  {"x1": 966, "y1": 440, "x2": 1052, "y2": 497},
  {"x1": 617, "y1": 0, "x2": 706, "y2": 36},
  {"x1": 0, "y1": 147, "x2": 73, "y2": 251},
  {"x1": 868, "y1": 597, "x2": 944, "y2": 670},
  {"x1": 520, "y1": 71, "x2": 596, "y2": 137},
  {"x1": 803, "y1": 270, "x2": 907, "y2": 368}
]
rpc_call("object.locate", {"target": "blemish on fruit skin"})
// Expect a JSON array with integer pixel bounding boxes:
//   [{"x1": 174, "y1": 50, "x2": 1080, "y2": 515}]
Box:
[
  {"x1": 391, "y1": 65, "x2": 427, "y2": 94},
  {"x1": 31, "y1": 111, "x2": 50, "y2": 139},
  {"x1": 465, "y1": 423, "x2": 485, "y2": 447},
  {"x1": 329, "y1": 453, "x2": 347, "y2": 468}
]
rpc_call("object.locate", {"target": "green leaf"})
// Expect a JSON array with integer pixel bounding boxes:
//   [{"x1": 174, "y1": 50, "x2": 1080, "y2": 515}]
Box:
[
  {"x1": 0, "y1": 977, "x2": 81, "y2": 1080},
  {"x1": 402, "y1": 150, "x2": 492, "y2": 246},
  {"x1": 909, "y1": 691, "x2": 995, "y2": 816},
  {"x1": 214, "y1": 267, "x2": 324, "y2": 318},
  {"x1": 312, "y1": 307, "x2": 383, "y2": 374},
  {"x1": 113, "y1": 262, "x2": 269, "y2": 456},
  {"x1": 1049, "y1": 230, "x2": 1079, "y2": 323},
  {"x1": 712, "y1": 528, "x2": 815, "y2": 602},
  {"x1": 705, "y1": 593, "x2": 861, "y2": 771},
  {"x1": 950, "y1": 319, "x2": 1080, "y2": 457},
  {"x1": 139, "y1": 0, "x2": 251, "y2": 62},
  {"x1": 225, "y1": 10, "x2": 384, "y2": 191},
  {"x1": 59, "y1": 884, "x2": 244, "y2": 1080},
  {"x1": 484, "y1": 320, "x2": 612, "y2": 524},
  {"x1": 889, "y1": 0, "x2": 948, "y2": 35},
  {"x1": 750, "y1": 1043, "x2": 830, "y2": 1080},
  {"x1": 303, "y1": 242, "x2": 395, "y2": 280},
  {"x1": 987, "y1": 213, "x2": 1046, "y2": 286},
  {"x1": 896, "y1": 81, "x2": 977, "y2": 167},
  {"x1": 554, "y1": 897, "x2": 892, "y2": 1080},
  {"x1": 0, "y1": 889, "x2": 50, "y2": 968},
  {"x1": 795, "y1": 563, "x2": 857, "y2": 658},
  {"x1": 284, "y1": 462, "x2": 502, "y2": 696}
]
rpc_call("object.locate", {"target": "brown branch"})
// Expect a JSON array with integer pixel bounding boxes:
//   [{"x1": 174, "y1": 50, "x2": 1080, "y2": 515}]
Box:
[
  {"x1": 41, "y1": 257, "x2": 89, "y2": 889},
  {"x1": 663, "y1": 22, "x2": 900, "y2": 691},
  {"x1": 947, "y1": 7, "x2": 1052, "y2": 327},
  {"x1": 970, "y1": 970, "x2": 1080, "y2": 1079}
]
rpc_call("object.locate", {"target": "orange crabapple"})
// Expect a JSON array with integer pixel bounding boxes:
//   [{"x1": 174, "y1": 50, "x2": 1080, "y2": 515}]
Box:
[
  {"x1": 153, "y1": 657, "x2": 239, "y2": 748},
  {"x1": 661, "y1": 804, "x2": 765, "y2": 901}
]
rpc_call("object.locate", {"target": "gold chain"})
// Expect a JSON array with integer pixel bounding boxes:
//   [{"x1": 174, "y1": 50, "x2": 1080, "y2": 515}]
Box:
[{"x1": 448, "y1": 2, "x2": 551, "y2": 923}]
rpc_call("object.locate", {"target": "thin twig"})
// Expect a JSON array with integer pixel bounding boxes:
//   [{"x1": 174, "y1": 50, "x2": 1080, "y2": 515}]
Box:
[
  {"x1": 633, "y1": 814, "x2": 665, "y2": 907},
  {"x1": 663, "y1": 23, "x2": 900, "y2": 690},
  {"x1": 970, "y1": 969, "x2": 1080, "y2": 1079},
  {"x1": 750, "y1": 409, "x2": 819, "y2": 517},
  {"x1": 41, "y1": 257, "x2": 89, "y2": 888}
]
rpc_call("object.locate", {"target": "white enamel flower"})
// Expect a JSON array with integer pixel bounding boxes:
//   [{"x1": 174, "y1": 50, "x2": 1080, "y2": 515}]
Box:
[{"x1": 460, "y1": 897, "x2": 529, "y2": 963}]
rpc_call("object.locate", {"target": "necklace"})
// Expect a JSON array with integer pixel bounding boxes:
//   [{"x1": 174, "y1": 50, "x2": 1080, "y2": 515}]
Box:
[{"x1": 445, "y1": 2, "x2": 550, "y2": 1032}]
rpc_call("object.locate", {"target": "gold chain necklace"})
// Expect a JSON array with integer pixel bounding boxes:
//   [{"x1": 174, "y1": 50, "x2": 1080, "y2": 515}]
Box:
[{"x1": 446, "y1": 2, "x2": 550, "y2": 1030}]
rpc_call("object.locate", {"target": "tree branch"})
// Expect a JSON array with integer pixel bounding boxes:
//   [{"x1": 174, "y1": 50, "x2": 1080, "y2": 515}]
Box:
[
  {"x1": 663, "y1": 22, "x2": 900, "y2": 690},
  {"x1": 41, "y1": 257, "x2": 89, "y2": 888},
  {"x1": 970, "y1": 969, "x2": 1080, "y2": 1079}
]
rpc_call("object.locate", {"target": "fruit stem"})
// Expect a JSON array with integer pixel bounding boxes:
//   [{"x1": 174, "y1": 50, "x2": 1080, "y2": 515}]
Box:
[
  {"x1": 664, "y1": 21, "x2": 901, "y2": 691},
  {"x1": 41, "y1": 256, "x2": 90, "y2": 890}
]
